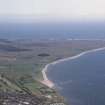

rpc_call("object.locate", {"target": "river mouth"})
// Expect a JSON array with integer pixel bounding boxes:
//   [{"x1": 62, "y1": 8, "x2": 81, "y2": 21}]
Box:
[{"x1": 47, "y1": 49, "x2": 105, "y2": 105}]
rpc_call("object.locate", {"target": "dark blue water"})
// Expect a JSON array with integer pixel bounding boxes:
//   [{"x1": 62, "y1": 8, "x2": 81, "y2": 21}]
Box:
[
  {"x1": 0, "y1": 22, "x2": 105, "y2": 40},
  {"x1": 47, "y1": 49, "x2": 105, "y2": 105}
]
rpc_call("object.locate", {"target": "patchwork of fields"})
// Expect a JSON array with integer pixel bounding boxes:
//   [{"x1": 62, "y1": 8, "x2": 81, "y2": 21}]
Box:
[{"x1": 0, "y1": 39, "x2": 105, "y2": 104}]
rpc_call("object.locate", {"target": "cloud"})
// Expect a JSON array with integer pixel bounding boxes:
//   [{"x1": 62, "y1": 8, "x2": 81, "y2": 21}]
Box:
[
  {"x1": 0, "y1": 0, "x2": 105, "y2": 21},
  {"x1": 0, "y1": 0, "x2": 35, "y2": 15}
]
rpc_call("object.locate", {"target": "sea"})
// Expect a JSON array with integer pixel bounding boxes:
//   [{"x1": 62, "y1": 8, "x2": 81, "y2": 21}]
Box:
[
  {"x1": 0, "y1": 22, "x2": 105, "y2": 40},
  {"x1": 47, "y1": 49, "x2": 105, "y2": 105}
]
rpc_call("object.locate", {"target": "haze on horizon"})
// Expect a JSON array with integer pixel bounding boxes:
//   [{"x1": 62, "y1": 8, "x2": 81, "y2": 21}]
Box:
[{"x1": 0, "y1": 0, "x2": 105, "y2": 22}]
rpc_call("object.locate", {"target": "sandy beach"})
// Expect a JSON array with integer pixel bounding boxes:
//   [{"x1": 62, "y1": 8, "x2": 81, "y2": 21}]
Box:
[{"x1": 41, "y1": 47, "x2": 105, "y2": 88}]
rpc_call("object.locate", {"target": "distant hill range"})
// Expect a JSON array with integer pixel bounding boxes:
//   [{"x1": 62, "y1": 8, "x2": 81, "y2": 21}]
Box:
[
  {"x1": 0, "y1": 38, "x2": 30, "y2": 52},
  {"x1": 0, "y1": 38, "x2": 12, "y2": 43}
]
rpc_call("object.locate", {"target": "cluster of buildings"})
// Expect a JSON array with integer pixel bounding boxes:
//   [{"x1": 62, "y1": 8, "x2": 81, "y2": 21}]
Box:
[{"x1": 0, "y1": 91, "x2": 46, "y2": 105}]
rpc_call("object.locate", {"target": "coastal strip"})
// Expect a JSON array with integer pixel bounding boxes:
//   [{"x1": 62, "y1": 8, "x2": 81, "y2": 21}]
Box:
[{"x1": 41, "y1": 47, "x2": 105, "y2": 88}]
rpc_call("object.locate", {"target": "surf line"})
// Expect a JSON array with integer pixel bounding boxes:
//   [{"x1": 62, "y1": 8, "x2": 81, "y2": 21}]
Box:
[{"x1": 41, "y1": 47, "x2": 105, "y2": 88}]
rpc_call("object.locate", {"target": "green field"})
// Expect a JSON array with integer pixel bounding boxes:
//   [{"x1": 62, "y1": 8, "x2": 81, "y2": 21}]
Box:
[{"x1": 0, "y1": 39, "x2": 105, "y2": 104}]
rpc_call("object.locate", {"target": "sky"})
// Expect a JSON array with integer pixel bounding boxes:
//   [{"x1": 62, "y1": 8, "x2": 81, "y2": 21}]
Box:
[{"x1": 0, "y1": 0, "x2": 105, "y2": 22}]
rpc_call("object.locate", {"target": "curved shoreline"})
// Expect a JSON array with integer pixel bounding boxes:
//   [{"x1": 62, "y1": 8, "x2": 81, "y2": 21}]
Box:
[{"x1": 41, "y1": 47, "x2": 105, "y2": 88}]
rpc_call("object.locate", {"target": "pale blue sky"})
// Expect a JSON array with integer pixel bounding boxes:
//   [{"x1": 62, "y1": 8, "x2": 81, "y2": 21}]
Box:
[{"x1": 0, "y1": 0, "x2": 105, "y2": 21}]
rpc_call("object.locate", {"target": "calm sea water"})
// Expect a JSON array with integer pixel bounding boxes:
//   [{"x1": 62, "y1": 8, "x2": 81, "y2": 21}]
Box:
[
  {"x1": 0, "y1": 22, "x2": 105, "y2": 40},
  {"x1": 47, "y1": 49, "x2": 105, "y2": 105}
]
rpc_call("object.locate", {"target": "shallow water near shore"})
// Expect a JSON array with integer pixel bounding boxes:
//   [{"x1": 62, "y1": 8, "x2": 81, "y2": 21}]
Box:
[{"x1": 47, "y1": 49, "x2": 105, "y2": 105}]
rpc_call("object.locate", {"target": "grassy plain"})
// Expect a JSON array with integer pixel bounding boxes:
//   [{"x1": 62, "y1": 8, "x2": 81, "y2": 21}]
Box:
[{"x1": 0, "y1": 39, "x2": 105, "y2": 104}]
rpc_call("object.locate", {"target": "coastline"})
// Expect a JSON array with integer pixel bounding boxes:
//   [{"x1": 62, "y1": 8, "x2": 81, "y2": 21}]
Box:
[{"x1": 41, "y1": 47, "x2": 105, "y2": 88}]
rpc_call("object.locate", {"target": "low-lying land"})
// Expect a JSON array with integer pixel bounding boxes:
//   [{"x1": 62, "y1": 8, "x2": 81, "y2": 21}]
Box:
[{"x1": 0, "y1": 39, "x2": 105, "y2": 104}]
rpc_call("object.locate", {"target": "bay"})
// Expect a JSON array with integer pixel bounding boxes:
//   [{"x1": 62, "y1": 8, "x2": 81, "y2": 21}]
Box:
[{"x1": 47, "y1": 49, "x2": 105, "y2": 105}]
